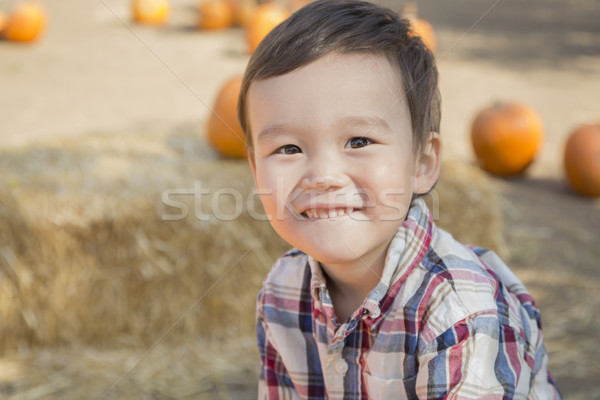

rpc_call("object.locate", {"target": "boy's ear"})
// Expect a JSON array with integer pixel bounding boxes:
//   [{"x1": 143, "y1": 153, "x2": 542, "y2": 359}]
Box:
[{"x1": 414, "y1": 132, "x2": 442, "y2": 195}]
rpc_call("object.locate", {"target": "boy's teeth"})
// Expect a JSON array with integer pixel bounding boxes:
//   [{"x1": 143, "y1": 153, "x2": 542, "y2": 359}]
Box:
[{"x1": 304, "y1": 208, "x2": 352, "y2": 219}]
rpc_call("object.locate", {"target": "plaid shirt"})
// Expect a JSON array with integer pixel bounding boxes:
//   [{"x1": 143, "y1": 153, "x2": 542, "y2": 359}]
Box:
[{"x1": 256, "y1": 198, "x2": 561, "y2": 399}]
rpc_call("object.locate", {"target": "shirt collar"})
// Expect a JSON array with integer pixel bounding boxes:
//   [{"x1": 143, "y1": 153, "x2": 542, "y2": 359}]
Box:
[{"x1": 308, "y1": 197, "x2": 433, "y2": 319}]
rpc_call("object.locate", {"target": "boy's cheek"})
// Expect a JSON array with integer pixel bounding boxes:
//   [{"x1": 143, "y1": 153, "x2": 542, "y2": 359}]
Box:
[
  {"x1": 256, "y1": 186, "x2": 296, "y2": 222},
  {"x1": 374, "y1": 190, "x2": 412, "y2": 221}
]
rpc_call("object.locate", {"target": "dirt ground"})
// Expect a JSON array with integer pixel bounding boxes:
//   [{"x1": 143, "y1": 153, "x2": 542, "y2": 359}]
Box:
[{"x1": 1, "y1": 0, "x2": 599, "y2": 398}]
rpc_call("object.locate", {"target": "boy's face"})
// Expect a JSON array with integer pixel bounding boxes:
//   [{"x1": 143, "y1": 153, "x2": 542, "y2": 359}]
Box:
[{"x1": 247, "y1": 53, "x2": 438, "y2": 268}]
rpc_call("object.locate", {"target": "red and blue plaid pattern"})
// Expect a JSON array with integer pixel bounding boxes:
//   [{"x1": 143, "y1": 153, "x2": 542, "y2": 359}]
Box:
[{"x1": 256, "y1": 198, "x2": 561, "y2": 399}]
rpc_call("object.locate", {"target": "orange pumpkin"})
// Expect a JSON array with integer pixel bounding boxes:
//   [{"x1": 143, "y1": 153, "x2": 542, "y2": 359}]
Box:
[
  {"x1": 206, "y1": 76, "x2": 247, "y2": 158},
  {"x1": 403, "y1": 2, "x2": 436, "y2": 53},
  {"x1": 0, "y1": 12, "x2": 7, "y2": 35},
  {"x1": 198, "y1": 0, "x2": 234, "y2": 30},
  {"x1": 4, "y1": 1, "x2": 46, "y2": 43},
  {"x1": 223, "y1": 0, "x2": 255, "y2": 26},
  {"x1": 291, "y1": 0, "x2": 311, "y2": 11},
  {"x1": 132, "y1": 0, "x2": 170, "y2": 26},
  {"x1": 246, "y1": 2, "x2": 290, "y2": 53},
  {"x1": 564, "y1": 123, "x2": 600, "y2": 197},
  {"x1": 471, "y1": 103, "x2": 544, "y2": 176}
]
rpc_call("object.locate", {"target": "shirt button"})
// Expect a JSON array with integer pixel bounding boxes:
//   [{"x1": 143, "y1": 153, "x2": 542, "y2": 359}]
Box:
[
  {"x1": 335, "y1": 360, "x2": 348, "y2": 375},
  {"x1": 370, "y1": 307, "x2": 381, "y2": 319}
]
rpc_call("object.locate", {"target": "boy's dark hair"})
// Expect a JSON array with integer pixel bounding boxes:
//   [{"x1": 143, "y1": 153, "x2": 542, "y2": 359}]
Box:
[{"x1": 238, "y1": 0, "x2": 440, "y2": 154}]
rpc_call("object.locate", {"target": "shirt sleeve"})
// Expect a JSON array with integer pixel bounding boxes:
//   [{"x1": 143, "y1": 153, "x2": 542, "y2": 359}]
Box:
[
  {"x1": 256, "y1": 290, "x2": 302, "y2": 400},
  {"x1": 256, "y1": 309, "x2": 269, "y2": 400},
  {"x1": 415, "y1": 312, "x2": 561, "y2": 400}
]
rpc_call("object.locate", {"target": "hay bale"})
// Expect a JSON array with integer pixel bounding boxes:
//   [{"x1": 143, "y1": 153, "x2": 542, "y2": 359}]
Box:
[
  {"x1": 430, "y1": 160, "x2": 507, "y2": 257},
  {"x1": 0, "y1": 340, "x2": 258, "y2": 399},
  {"x1": 0, "y1": 130, "x2": 289, "y2": 355},
  {"x1": 0, "y1": 128, "x2": 505, "y2": 398}
]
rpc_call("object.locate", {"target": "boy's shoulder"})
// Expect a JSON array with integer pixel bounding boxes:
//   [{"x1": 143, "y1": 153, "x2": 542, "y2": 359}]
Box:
[
  {"x1": 425, "y1": 227, "x2": 529, "y2": 306},
  {"x1": 263, "y1": 248, "x2": 310, "y2": 287},
  {"x1": 423, "y1": 226, "x2": 492, "y2": 272},
  {"x1": 425, "y1": 226, "x2": 504, "y2": 280},
  {"x1": 258, "y1": 248, "x2": 312, "y2": 307},
  {"x1": 415, "y1": 226, "x2": 541, "y2": 336},
  {"x1": 401, "y1": 227, "x2": 501, "y2": 317}
]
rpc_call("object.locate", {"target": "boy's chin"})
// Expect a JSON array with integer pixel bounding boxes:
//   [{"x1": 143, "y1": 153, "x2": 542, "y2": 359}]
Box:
[
  {"x1": 307, "y1": 252, "x2": 355, "y2": 266},
  {"x1": 294, "y1": 240, "x2": 389, "y2": 269}
]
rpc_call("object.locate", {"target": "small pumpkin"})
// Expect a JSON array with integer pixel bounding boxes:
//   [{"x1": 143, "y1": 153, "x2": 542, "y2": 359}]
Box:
[
  {"x1": 564, "y1": 123, "x2": 600, "y2": 197},
  {"x1": 403, "y1": 2, "x2": 436, "y2": 53},
  {"x1": 198, "y1": 0, "x2": 234, "y2": 30},
  {"x1": 291, "y1": 0, "x2": 311, "y2": 12},
  {"x1": 3, "y1": 1, "x2": 46, "y2": 43},
  {"x1": 471, "y1": 102, "x2": 544, "y2": 176},
  {"x1": 0, "y1": 12, "x2": 8, "y2": 36},
  {"x1": 132, "y1": 0, "x2": 170, "y2": 26},
  {"x1": 206, "y1": 76, "x2": 247, "y2": 158},
  {"x1": 246, "y1": 2, "x2": 290, "y2": 53},
  {"x1": 223, "y1": 0, "x2": 255, "y2": 27}
]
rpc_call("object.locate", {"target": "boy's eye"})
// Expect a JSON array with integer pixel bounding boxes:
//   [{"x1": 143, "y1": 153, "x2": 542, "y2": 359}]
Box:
[
  {"x1": 347, "y1": 137, "x2": 372, "y2": 149},
  {"x1": 275, "y1": 144, "x2": 302, "y2": 155}
]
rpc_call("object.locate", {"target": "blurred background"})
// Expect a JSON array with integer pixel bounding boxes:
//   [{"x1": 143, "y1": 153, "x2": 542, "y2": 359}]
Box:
[{"x1": 0, "y1": 0, "x2": 599, "y2": 398}]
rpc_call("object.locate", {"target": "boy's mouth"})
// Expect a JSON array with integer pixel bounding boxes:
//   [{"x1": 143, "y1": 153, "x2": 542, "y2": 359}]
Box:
[{"x1": 301, "y1": 207, "x2": 359, "y2": 220}]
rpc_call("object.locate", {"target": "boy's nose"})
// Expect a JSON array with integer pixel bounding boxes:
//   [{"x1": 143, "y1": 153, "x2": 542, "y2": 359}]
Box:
[{"x1": 300, "y1": 153, "x2": 349, "y2": 191}]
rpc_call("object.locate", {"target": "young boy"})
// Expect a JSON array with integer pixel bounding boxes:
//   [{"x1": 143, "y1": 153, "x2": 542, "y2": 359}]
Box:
[{"x1": 238, "y1": 1, "x2": 561, "y2": 398}]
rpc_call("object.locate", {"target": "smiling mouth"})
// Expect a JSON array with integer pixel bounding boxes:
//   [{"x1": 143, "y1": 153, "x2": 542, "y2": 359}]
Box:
[{"x1": 301, "y1": 207, "x2": 359, "y2": 220}]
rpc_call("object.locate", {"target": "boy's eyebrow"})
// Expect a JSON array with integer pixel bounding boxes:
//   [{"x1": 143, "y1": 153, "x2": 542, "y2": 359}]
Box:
[
  {"x1": 337, "y1": 116, "x2": 393, "y2": 133},
  {"x1": 256, "y1": 116, "x2": 392, "y2": 142},
  {"x1": 256, "y1": 123, "x2": 295, "y2": 142}
]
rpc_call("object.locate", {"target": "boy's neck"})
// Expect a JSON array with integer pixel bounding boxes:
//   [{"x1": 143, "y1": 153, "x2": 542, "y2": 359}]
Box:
[{"x1": 321, "y1": 249, "x2": 388, "y2": 322}]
